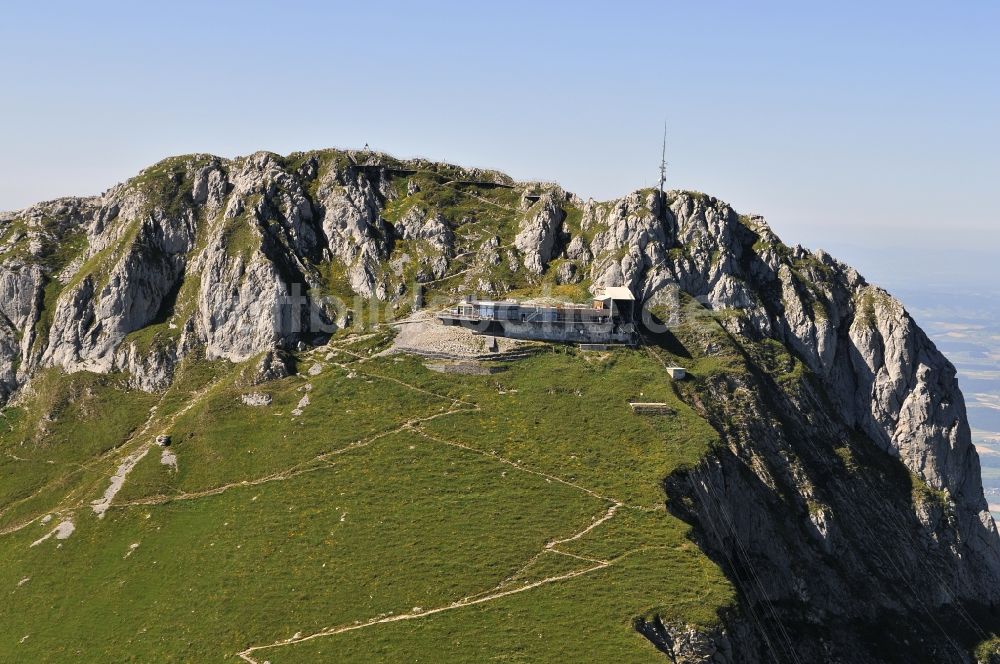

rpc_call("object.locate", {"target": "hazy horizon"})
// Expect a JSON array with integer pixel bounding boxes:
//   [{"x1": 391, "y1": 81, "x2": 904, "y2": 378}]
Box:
[{"x1": 2, "y1": 0, "x2": 997, "y2": 258}]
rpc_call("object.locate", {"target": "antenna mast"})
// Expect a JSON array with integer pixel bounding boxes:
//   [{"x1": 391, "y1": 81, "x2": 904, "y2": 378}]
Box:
[{"x1": 658, "y1": 122, "x2": 667, "y2": 198}]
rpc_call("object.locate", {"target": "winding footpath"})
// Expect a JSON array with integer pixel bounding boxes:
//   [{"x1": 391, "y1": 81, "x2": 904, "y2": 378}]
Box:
[
  {"x1": 3, "y1": 336, "x2": 655, "y2": 662},
  {"x1": 233, "y1": 353, "x2": 644, "y2": 664}
]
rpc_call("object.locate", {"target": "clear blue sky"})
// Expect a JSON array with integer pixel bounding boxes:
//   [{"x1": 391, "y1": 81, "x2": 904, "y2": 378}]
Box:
[{"x1": 2, "y1": 0, "x2": 997, "y2": 278}]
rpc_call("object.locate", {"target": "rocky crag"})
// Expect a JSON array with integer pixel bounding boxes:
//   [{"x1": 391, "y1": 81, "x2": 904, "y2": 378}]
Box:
[{"x1": 1, "y1": 149, "x2": 998, "y2": 661}]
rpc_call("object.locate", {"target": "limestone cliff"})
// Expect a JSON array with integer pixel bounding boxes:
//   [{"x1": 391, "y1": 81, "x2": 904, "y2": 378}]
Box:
[{"x1": 0, "y1": 148, "x2": 997, "y2": 661}]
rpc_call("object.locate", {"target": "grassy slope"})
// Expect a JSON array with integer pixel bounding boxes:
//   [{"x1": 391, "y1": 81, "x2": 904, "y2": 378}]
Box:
[
  {"x1": 0, "y1": 371, "x2": 160, "y2": 531},
  {"x1": 0, "y1": 335, "x2": 733, "y2": 662},
  {"x1": 0, "y1": 152, "x2": 739, "y2": 661}
]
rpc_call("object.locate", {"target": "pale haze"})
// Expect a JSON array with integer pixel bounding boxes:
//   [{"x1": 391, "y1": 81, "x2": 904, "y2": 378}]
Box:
[{"x1": 1, "y1": 0, "x2": 997, "y2": 282}]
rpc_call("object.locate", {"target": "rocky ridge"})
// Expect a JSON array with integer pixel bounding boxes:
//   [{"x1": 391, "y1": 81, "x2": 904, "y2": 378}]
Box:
[{"x1": 1, "y1": 148, "x2": 998, "y2": 661}]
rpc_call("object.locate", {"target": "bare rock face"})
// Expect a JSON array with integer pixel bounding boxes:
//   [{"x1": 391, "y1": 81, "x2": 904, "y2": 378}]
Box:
[
  {"x1": 575, "y1": 190, "x2": 994, "y2": 547},
  {"x1": 252, "y1": 348, "x2": 294, "y2": 385},
  {"x1": 196, "y1": 245, "x2": 295, "y2": 363},
  {"x1": 0, "y1": 262, "x2": 44, "y2": 398},
  {"x1": 585, "y1": 191, "x2": 671, "y2": 293},
  {"x1": 394, "y1": 205, "x2": 426, "y2": 241},
  {"x1": 0, "y1": 152, "x2": 356, "y2": 389},
  {"x1": 674, "y1": 197, "x2": 987, "y2": 522},
  {"x1": 566, "y1": 235, "x2": 591, "y2": 263},
  {"x1": 418, "y1": 214, "x2": 454, "y2": 253},
  {"x1": 635, "y1": 617, "x2": 734, "y2": 664},
  {"x1": 191, "y1": 163, "x2": 228, "y2": 213},
  {"x1": 0, "y1": 263, "x2": 44, "y2": 332},
  {"x1": 392, "y1": 205, "x2": 455, "y2": 284},
  {"x1": 316, "y1": 161, "x2": 391, "y2": 298},
  {"x1": 43, "y1": 211, "x2": 195, "y2": 372},
  {"x1": 114, "y1": 341, "x2": 177, "y2": 392},
  {"x1": 555, "y1": 261, "x2": 578, "y2": 284},
  {"x1": 0, "y1": 318, "x2": 18, "y2": 402},
  {"x1": 417, "y1": 214, "x2": 455, "y2": 282},
  {"x1": 572, "y1": 191, "x2": 1000, "y2": 661},
  {"x1": 515, "y1": 194, "x2": 564, "y2": 274},
  {"x1": 0, "y1": 197, "x2": 102, "y2": 394}
]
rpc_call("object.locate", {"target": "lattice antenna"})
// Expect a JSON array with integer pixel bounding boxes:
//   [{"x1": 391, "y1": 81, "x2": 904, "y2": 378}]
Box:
[{"x1": 658, "y1": 122, "x2": 668, "y2": 197}]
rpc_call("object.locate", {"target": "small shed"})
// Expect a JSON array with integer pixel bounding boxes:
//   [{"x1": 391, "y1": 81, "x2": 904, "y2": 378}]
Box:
[
  {"x1": 666, "y1": 367, "x2": 687, "y2": 380},
  {"x1": 629, "y1": 402, "x2": 675, "y2": 415}
]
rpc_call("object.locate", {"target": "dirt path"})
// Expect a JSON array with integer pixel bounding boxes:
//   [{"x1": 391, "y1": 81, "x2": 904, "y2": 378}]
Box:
[
  {"x1": 455, "y1": 501, "x2": 618, "y2": 606},
  {"x1": 113, "y1": 404, "x2": 470, "y2": 510},
  {"x1": 234, "y1": 497, "x2": 627, "y2": 664},
  {"x1": 329, "y1": 356, "x2": 478, "y2": 408},
  {"x1": 413, "y1": 426, "x2": 620, "y2": 505},
  {"x1": 233, "y1": 366, "x2": 641, "y2": 664},
  {"x1": 0, "y1": 349, "x2": 419, "y2": 536},
  {"x1": 6, "y1": 338, "x2": 651, "y2": 662},
  {"x1": 114, "y1": 354, "x2": 475, "y2": 509},
  {"x1": 233, "y1": 496, "x2": 638, "y2": 664},
  {"x1": 237, "y1": 553, "x2": 607, "y2": 663},
  {"x1": 0, "y1": 374, "x2": 227, "y2": 538},
  {"x1": 90, "y1": 446, "x2": 151, "y2": 518},
  {"x1": 99, "y1": 351, "x2": 649, "y2": 664}
]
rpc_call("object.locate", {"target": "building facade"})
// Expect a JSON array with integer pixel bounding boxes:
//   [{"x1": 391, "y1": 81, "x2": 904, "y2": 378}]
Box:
[{"x1": 437, "y1": 288, "x2": 638, "y2": 345}]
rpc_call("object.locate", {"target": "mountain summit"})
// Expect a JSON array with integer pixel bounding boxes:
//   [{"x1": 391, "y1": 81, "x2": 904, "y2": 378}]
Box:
[{"x1": 1, "y1": 149, "x2": 998, "y2": 662}]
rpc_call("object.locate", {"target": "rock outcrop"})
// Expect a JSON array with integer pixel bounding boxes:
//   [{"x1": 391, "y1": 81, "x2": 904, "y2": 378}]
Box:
[
  {"x1": 0, "y1": 148, "x2": 996, "y2": 662},
  {"x1": 515, "y1": 194, "x2": 565, "y2": 274},
  {"x1": 635, "y1": 616, "x2": 736, "y2": 664}
]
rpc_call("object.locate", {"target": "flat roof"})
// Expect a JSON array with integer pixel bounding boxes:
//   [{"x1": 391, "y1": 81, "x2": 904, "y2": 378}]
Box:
[
  {"x1": 461, "y1": 300, "x2": 519, "y2": 306},
  {"x1": 594, "y1": 286, "x2": 635, "y2": 301},
  {"x1": 463, "y1": 300, "x2": 600, "y2": 310}
]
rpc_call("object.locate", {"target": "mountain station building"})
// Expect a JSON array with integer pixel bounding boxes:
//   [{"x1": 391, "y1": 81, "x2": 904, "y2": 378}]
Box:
[{"x1": 438, "y1": 287, "x2": 638, "y2": 345}]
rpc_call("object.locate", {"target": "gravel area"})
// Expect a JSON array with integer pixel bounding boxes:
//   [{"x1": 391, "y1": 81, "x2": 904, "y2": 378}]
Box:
[{"x1": 387, "y1": 311, "x2": 527, "y2": 358}]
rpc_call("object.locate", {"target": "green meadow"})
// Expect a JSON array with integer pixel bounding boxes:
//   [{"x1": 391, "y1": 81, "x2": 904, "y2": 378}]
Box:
[{"x1": 0, "y1": 334, "x2": 733, "y2": 662}]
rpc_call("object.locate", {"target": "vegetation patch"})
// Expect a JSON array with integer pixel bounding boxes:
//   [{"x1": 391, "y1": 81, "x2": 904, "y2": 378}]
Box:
[
  {"x1": 0, "y1": 370, "x2": 158, "y2": 530},
  {"x1": 30, "y1": 276, "x2": 67, "y2": 353},
  {"x1": 0, "y1": 339, "x2": 734, "y2": 662}
]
